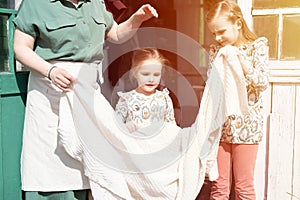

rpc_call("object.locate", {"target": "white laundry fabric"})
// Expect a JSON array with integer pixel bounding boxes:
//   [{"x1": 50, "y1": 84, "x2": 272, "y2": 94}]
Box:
[
  {"x1": 176, "y1": 45, "x2": 249, "y2": 199},
  {"x1": 56, "y1": 45, "x2": 248, "y2": 200}
]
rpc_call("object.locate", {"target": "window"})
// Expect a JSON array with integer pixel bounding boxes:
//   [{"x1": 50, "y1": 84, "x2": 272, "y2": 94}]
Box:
[
  {"x1": 0, "y1": 14, "x2": 9, "y2": 72},
  {"x1": 0, "y1": 0, "x2": 16, "y2": 72},
  {"x1": 241, "y1": 0, "x2": 300, "y2": 82},
  {"x1": 253, "y1": 0, "x2": 300, "y2": 9}
]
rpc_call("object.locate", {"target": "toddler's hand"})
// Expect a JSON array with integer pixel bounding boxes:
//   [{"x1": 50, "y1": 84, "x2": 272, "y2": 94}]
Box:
[{"x1": 126, "y1": 120, "x2": 138, "y2": 133}]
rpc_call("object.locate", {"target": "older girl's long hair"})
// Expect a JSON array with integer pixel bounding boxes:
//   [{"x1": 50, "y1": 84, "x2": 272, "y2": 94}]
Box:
[{"x1": 206, "y1": 0, "x2": 257, "y2": 42}]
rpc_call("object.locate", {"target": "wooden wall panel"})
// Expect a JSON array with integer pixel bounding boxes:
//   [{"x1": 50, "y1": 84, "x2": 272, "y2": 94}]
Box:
[
  {"x1": 267, "y1": 84, "x2": 296, "y2": 200},
  {"x1": 254, "y1": 86, "x2": 271, "y2": 200},
  {"x1": 292, "y1": 85, "x2": 300, "y2": 199}
]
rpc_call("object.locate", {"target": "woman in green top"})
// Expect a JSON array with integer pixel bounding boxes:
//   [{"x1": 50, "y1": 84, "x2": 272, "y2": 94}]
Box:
[{"x1": 13, "y1": 0, "x2": 158, "y2": 199}]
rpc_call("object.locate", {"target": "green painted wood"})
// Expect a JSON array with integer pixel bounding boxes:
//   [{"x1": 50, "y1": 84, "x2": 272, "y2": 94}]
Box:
[
  {"x1": 0, "y1": 8, "x2": 27, "y2": 200},
  {"x1": 0, "y1": 8, "x2": 17, "y2": 15},
  {"x1": 0, "y1": 97, "x2": 3, "y2": 200},
  {"x1": 0, "y1": 94, "x2": 25, "y2": 200},
  {"x1": 0, "y1": 73, "x2": 28, "y2": 95}
]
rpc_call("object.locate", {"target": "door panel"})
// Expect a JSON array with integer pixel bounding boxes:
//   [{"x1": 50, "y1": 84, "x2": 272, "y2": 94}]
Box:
[{"x1": 0, "y1": 7, "x2": 28, "y2": 200}]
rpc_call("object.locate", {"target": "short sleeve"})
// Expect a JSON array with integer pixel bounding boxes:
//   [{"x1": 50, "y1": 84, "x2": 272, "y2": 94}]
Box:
[
  {"x1": 115, "y1": 92, "x2": 129, "y2": 123},
  {"x1": 100, "y1": 0, "x2": 114, "y2": 33},
  {"x1": 162, "y1": 88, "x2": 176, "y2": 124},
  {"x1": 245, "y1": 37, "x2": 269, "y2": 91},
  {"x1": 13, "y1": 0, "x2": 40, "y2": 37}
]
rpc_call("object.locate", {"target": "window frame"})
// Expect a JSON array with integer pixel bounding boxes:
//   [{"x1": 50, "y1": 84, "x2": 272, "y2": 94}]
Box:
[{"x1": 238, "y1": 0, "x2": 300, "y2": 83}]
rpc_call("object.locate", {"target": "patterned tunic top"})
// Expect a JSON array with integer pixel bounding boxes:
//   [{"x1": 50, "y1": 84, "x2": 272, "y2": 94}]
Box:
[
  {"x1": 115, "y1": 88, "x2": 176, "y2": 130},
  {"x1": 115, "y1": 88, "x2": 178, "y2": 199},
  {"x1": 209, "y1": 37, "x2": 269, "y2": 144}
]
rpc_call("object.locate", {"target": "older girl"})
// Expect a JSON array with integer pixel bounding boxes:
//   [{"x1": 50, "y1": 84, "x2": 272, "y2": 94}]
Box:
[{"x1": 206, "y1": 1, "x2": 269, "y2": 199}]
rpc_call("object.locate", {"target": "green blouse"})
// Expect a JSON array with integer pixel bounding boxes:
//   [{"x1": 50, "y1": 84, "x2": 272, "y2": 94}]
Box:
[{"x1": 13, "y1": 0, "x2": 114, "y2": 62}]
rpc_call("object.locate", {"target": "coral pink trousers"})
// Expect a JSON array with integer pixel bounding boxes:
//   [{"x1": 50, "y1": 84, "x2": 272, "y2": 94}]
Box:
[{"x1": 210, "y1": 142, "x2": 259, "y2": 200}]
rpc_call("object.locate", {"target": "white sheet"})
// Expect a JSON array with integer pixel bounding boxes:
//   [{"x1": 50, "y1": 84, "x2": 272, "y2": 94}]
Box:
[{"x1": 56, "y1": 45, "x2": 249, "y2": 200}]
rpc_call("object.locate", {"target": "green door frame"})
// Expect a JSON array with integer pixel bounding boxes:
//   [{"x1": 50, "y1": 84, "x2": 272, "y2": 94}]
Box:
[{"x1": 0, "y1": 7, "x2": 28, "y2": 200}]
